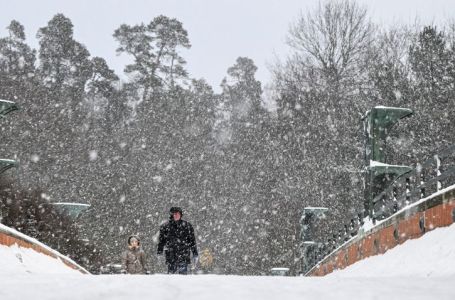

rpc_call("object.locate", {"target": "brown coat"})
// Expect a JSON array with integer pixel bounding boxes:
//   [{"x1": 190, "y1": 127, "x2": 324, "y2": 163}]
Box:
[{"x1": 122, "y1": 247, "x2": 146, "y2": 274}]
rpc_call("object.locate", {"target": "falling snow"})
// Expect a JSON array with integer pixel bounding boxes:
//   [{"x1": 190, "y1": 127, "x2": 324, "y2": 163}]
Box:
[{"x1": 0, "y1": 0, "x2": 454, "y2": 283}]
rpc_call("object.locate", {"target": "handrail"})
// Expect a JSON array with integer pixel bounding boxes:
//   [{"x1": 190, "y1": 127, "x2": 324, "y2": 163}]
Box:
[{"x1": 302, "y1": 144, "x2": 455, "y2": 274}]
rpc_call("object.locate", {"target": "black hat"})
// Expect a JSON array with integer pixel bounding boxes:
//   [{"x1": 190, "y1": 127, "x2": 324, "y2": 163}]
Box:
[
  {"x1": 170, "y1": 207, "x2": 183, "y2": 214},
  {"x1": 169, "y1": 207, "x2": 183, "y2": 219},
  {"x1": 128, "y1": 235, "x2": 140, "y2": 245}
]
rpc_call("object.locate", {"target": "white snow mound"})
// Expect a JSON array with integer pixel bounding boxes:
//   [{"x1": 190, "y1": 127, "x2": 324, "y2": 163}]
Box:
[
  {"x1": 0, "y1": 243, "x2": 81, "y2": 275},
  {"x1": 330, "y1": 222, "x2": 455, "y2": 277}
]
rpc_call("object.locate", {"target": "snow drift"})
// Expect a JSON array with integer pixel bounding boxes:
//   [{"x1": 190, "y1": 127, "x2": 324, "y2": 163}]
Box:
[
  {"x1": 329, "y1": 221, "x2": 455, "y2": 278},
  {"x1": 0, "y1": 243, "x2": 81, "y2": 275},
  {"x1": 0, "y1": 223, "x2": 87, "y2": 274}
]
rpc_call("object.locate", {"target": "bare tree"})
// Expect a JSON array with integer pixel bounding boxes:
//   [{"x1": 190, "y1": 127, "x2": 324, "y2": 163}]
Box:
[
  {"x1": 287, "y1": 0, "x2": 375, "y2": 94},
  {"x1": 366, "y1": 25, "x2": 416, "y2": 106}
]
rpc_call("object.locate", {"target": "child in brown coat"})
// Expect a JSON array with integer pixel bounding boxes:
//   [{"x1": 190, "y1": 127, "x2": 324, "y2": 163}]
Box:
[{"x1": 122, "y1": 235, "x2": 147, "y2": 274}]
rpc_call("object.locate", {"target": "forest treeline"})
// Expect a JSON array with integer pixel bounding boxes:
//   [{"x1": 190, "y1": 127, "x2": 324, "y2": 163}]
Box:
[{"x1": 0, "y1": 1, "x2": 454, "y2": 274}]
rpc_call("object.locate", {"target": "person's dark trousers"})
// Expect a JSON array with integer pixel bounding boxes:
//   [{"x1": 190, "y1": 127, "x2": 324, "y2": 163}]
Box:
[{"x1": 167, "y1": 262, "x2": 188, "y2": 274}]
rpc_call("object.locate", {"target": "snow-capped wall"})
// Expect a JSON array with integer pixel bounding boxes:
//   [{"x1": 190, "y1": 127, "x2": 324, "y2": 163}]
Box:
[
  {"x1": 0, "y1": 243, "x2": 83, "y2": 275},
  {"x1": 328, "y1": 221, "x2": 455, "y2": 277},
  {"x1": 0, "y1": 223, "x2": 89, "y2": 274},
  {"x1": 306, "y1": 185, "x2": 455, "y2": 276}
]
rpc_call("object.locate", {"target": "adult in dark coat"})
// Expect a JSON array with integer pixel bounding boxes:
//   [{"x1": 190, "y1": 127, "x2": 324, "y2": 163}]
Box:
[{"x1": 157, "y1": 207, "x2": 198, "y2": 274}]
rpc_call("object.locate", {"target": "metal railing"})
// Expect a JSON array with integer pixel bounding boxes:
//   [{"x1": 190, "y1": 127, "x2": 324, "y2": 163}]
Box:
[
  {"x1": 302, "y1": 144, "x2": 455, "y2": 274},
  {"x1": 301, "y1": 211, "x2": 364, "y2": 273},
  {"x1": 372, "y1": 144, "x2": 455, "y2": 222}
]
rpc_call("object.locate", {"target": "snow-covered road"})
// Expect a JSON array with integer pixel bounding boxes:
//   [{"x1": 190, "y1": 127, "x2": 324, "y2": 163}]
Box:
[
  {"x1": 1, "y1": 223, "x2": 455, "y2": 300},
  {"x1": 1, "y1": 273, "x2": 455, "y2": 300}
]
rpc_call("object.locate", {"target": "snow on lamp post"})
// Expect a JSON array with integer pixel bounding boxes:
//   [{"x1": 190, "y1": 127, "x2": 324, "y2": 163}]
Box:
[
  {"x1": 51, "y1": 202, "x2": 91, "y2": 220},
  {"x1": 0, "y1": 99, "x2": 19, "y2": 117},
  {"x1": 363, "y1": 106, "x2": 413, "y2": 221}
]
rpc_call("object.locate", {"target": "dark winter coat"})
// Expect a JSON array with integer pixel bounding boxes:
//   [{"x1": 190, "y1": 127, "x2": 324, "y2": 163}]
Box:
[
  {"x1": 122, "y1": 247, "x2": 146, "y2": 274},
  {"x1": 157, "y1": 219, "x2": 198, "y2": 264}
]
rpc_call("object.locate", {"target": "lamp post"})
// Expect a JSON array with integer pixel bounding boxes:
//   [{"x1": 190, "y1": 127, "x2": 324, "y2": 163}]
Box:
[
  {"x1": 0, "y1": 99, "x2": 19, "y2": 175},
  {"x1": 300, "y1": 206, "x2": 328, "y2": 274},
  {"x1": 51, "y1": 202, "x2": 91, "y2": 220},
  {"x1": 363, "y1": 106, "x2": 413, "y2": 220},
  {"x1": 0, "y1": 99, "x2": 19, "y2": 222}
]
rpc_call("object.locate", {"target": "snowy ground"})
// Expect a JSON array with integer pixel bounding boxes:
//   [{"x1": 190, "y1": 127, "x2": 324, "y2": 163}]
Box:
[
  {"x1": 1, "y1": 223, "x2": 455, "y2": 300},
  {"x1": 1, "y1": 274, "x2": 454, "y2": 300}
]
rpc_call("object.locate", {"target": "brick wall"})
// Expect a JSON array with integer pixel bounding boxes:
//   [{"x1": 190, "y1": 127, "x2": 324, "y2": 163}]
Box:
[{"x1": 306, "y1": 187, "x2": 455, "y2": 276}]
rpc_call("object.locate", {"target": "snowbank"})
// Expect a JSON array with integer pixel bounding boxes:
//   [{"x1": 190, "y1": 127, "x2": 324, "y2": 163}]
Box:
[
  {"x1": 0, "y1": 223, "x2": 88, "y2": 274},
  {"x1": 329, "y1": 222, "x2": 455, "y2": 277},
  {"x1": 0, "y1": 243, "x2": 82, "y2": 275}
]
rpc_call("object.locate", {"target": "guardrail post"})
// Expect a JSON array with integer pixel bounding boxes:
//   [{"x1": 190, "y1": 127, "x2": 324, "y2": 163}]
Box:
[{"x1": 435, "y1": 155, "x2": 442, "y2": 191}]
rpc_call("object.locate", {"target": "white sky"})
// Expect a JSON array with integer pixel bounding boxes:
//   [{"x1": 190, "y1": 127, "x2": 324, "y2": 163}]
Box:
[{"x1": 1, "y1": 0, "x2": 455, "y2": 92}]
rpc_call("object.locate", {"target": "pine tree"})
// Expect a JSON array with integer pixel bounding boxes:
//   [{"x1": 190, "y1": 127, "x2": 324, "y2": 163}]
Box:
[
  {"x1": 113, "y1": 15, "x2": 191, "y2": 102},
  {"x1": 0, "y1": 20, "x2": 36, "y2": 99}
]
